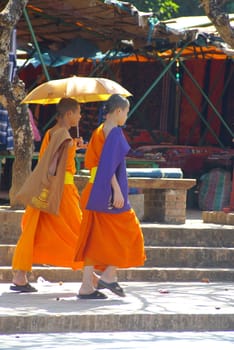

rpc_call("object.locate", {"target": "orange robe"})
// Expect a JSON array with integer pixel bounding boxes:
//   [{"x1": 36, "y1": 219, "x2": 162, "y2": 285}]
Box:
[
  {"x1": 74, "y1": 124, "x2": 146, "y2": 269},
  {"x1": 12, "y1": 129, "x2": 82, "y2": 271}
]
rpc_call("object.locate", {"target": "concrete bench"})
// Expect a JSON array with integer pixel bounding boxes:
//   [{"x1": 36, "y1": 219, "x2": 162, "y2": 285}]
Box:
[{"x1": 74, "y1": 175, "x2": 196, "y2": 224}]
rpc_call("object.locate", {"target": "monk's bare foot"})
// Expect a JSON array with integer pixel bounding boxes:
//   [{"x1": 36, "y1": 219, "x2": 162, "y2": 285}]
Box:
[
  {"x1": 12, "y1": 270, "x2": 28, "y2": 286},
  {"x1": 92, "y1": 272, "x2": 101, "y2": 288},
  {"x1": 100, "y1": 266, "x2": 117, "y2": 284},
  {"x1": 79, "y1": 284, "x2": 96, "y2": 296}
]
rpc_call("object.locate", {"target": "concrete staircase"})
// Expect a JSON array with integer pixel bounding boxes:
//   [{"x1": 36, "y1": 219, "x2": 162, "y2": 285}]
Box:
[
  {"x1": 0, "y1": 207, "x2": 234, "y2": 333},
  {"x1": 1, "y1": 207, "x2": 233, "y2": 283}
]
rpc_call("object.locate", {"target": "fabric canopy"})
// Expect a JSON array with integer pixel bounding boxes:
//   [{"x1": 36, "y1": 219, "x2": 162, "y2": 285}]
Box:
[{"x1": 1, "y1": 0, "x2": 233, "y2": 64}]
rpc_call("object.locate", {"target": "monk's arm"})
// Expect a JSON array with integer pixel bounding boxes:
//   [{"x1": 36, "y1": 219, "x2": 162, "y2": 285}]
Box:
[{"x1": 111, "y1": 174, "x2": 124, "y2": 208}]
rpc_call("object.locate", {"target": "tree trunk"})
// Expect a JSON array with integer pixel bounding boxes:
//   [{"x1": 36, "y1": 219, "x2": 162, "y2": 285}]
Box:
[
  {"x1": 0, "y1": 0, "x2": 31, "y2": 208},
  {"x1": 4, "y1": 78, "x2": 33, "y2": 207},
  {"x1": 200, "y1": 0, "x2": 234, "y2": 49}
]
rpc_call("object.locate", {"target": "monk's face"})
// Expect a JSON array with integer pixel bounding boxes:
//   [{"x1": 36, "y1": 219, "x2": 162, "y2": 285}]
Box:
[
  {"x1": 68, "y1": 105, "x2": 82, "y2": 127},
  {"x1": 118, "y1": 106, "x2": 129, "y2": 126}
]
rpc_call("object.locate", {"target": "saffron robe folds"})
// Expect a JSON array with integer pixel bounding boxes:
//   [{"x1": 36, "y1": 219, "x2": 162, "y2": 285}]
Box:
[
  {"x1": 74, "y1": 124, "x2": 146, "y2": 269},
  {"x1": 12, "y1": 127, "x2": 82, "y2": 271}
]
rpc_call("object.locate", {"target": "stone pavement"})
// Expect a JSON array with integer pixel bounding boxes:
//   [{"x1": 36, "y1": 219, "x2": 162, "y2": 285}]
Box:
[
  {"x1": 0, "y1": 281, "x2": 234, "y2": 334},
  {"x1": 1, "y1": 331, "x2": 234, "y2": 349}
]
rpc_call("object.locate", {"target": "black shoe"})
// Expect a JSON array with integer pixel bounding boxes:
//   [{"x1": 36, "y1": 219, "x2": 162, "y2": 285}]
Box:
[
  {"x1": 77, "y1": 290, "x2": 108, "y2": 299},
  {"x1": 97, "y1": 280, "x2": 125, "y2": 297},
  {"x1": 10, "y1": 283, "x2": 38, "y2": 293}
]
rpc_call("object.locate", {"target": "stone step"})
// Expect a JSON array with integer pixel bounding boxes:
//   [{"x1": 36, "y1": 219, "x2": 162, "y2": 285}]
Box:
[
  {"x1": 202, "y1": 211, "x2": 234, "y2": 225},
  {"x1": 141, "y1": 224, "x2": 234, "y2": 247},
  {"x1": 0, "y1": 207, "x2": 23, "y2": 244},
  {"x1": 3, "y1": 228, "x2": 234, "y2": 247},
  {"x1": 1, "y1": 266, "x2": 234, "y2": 283},
  {"x1": 1, "y1": 244, "x2": 234, "y2": 268},
  {"x1": 0, "y1": 245, "x2": 15, "y2": 265},
  {"x1": 0, "y1": 282, "x2": 233, "y2": 333},
  {"x1": 1, "y1": 222, "x2": 233, "y2": 248},
  {"x1": 145, "y1": 246, "x2": 234, "y2": 268},
  {"x1": 1, "y1": 207, "x2": 233, "y2": 246}
]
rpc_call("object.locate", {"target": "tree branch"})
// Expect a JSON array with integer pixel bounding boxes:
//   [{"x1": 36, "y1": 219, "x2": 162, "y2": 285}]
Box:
[
  {"x1": 200, "y1": 0, "x2": 234, "y2": 49},
  {"x1": 0, "y1": 0, "x2": 27, "y2": 26}
]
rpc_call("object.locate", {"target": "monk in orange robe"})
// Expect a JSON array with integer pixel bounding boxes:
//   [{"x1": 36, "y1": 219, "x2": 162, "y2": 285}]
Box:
[
  {"x1": 74, "y1": 94, "x2": 146, "y2": 299},
  {"x1": 11, "y1": 98, "x2": 83, "y2": 292}
]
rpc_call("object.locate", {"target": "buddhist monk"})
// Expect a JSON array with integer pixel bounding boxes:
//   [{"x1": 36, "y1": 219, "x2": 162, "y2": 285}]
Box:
[
  {"x1": 74, "y1": 94, "x2": 146, "y2": 299},
  {"x1": 11, "y1": 98, "x2": 83, "y2": 292}
]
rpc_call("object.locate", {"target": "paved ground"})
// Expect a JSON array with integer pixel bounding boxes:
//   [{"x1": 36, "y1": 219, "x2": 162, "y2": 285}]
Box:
[
  {"x1": 0, "y1": 281, "x2": 234, "y2": 334},
  {"x1": 1, "y1": 280, "x2": 234, "y2": 317},
  {"x1": 0, "y1": 331, "x2": 234, "y2": 349}
]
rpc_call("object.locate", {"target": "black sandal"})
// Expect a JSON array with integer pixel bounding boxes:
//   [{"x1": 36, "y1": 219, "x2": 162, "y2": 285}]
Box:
[
  {"x1": 77, "y1": 290, "x2": 108, "y2": 299},
  {"x1": 97, "y1": 280, "x2": 125, "y2": 297},
  {"x1": 10, "y1": 283, "x2": 38, "y2": 293}
]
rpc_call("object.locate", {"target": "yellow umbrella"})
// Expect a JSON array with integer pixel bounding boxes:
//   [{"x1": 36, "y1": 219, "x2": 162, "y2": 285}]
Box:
[{"x1": 22, "y1": 76, "x2": 132, "y2": 104}]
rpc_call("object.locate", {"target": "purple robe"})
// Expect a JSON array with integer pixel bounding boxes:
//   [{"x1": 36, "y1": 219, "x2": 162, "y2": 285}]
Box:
[{"x1": 86, "y1": 127, "x2": 131, "y2": 213}]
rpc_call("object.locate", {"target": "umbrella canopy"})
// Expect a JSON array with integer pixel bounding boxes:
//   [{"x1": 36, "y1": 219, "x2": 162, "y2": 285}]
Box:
[{"x1": 22, "y1": 76, "x2": 132, "y2": 104}]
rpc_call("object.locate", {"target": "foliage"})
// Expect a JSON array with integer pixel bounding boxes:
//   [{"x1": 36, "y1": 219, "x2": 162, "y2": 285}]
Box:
[
  {"x1": 128, "y1": 0, "x2": 179, "y2": 20},
  {"x1": 174, "y1": 0, "x2": 204, "y2": 16},
  {"x1": 129, "y1": 0, "x2": 234, "y2": 19},
  {"x1": 176, "y1": 0, "x2": 234, "y2": 16}
]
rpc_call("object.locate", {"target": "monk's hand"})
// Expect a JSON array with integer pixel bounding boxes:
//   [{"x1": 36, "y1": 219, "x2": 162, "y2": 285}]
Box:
[
  {"x1": 112, "y1": 188, "x2": 124, "y2": 208},
  {"x1": 76, "y1": 137, "x2": 88, "y2": 150}
]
